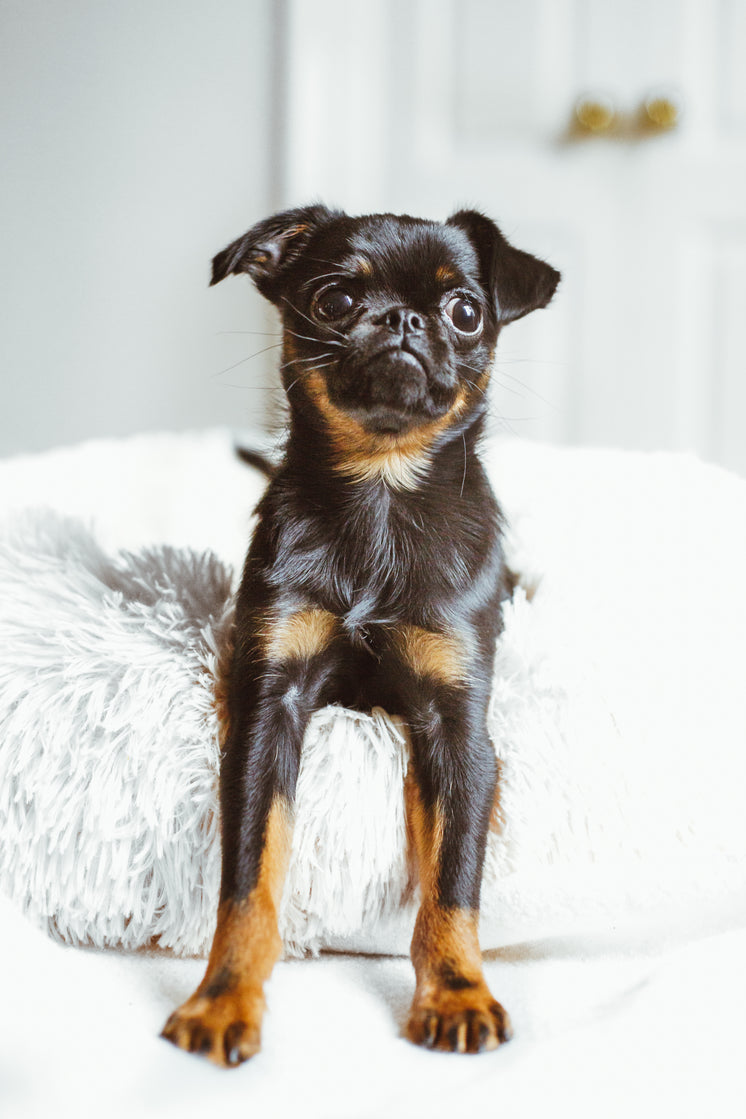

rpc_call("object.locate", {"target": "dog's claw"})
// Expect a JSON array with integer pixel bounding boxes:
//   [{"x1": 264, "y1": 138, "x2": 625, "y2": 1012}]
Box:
[
  {"x1": 496, "y1": 1011, "x2": 513, "y2": 1044},
  {"x1": 407, "y1": 988, "x2": 511, "y2": 1054},
  {"x1": 423, "y1": 1014, "x2": 439, "y2": 1048},
  {"x1": 474, "y1": 1019, "x2": 491, "y2": 1052},
  {"x1": 224, "y1": 1022, "x2": 249, "y2": 1066},
  {"x1": 160, "y1": 993, "x2": 262, "y2": 1068},
  {"x1": 449, "y1": 1021, "x2": 468, "y2": 1053}
]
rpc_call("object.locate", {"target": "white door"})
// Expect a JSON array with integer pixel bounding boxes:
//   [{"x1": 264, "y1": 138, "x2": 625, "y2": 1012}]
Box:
[{"x1": 280, "y1": 0, "x2": 746, "y2": 475}]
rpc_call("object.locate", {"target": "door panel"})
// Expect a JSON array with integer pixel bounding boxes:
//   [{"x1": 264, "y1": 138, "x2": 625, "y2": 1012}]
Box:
[{"x1": 282, "y1": 0, "x2": 746, "y2": 473}]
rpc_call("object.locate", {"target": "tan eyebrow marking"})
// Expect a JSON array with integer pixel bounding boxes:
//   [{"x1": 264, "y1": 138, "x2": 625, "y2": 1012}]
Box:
[
  {"x1": 435, "y1": 265, "x2": 458, "y2": 285},
  {"x1": 351, "y1": 255, "x2": 374, "y2": 276}
]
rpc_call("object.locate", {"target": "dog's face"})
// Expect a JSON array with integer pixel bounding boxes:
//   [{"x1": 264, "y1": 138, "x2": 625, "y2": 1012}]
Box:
[{"x1": 212, "y1": 205, "x2": 559, "y2": 444}]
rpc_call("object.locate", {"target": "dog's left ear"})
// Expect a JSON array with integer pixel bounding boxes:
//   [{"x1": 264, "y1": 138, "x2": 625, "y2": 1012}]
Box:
[
  {"x1": 211, "y1": 203, "x2": 340, "y2": 304},
  {"x1": 446, "y1": 209, "x2": 560, "y2": 324}
]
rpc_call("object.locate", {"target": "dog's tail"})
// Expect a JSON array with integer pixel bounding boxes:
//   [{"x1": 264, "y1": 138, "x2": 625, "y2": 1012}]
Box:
[{"x1": 234, "y1": 444, "x2": 277, "y2": 479}]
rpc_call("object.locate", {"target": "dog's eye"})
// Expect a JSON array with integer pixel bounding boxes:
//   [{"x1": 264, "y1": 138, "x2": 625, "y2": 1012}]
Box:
[
  {"x1": 444, "y1": 296, "x2": 482, "y2": 335},
  {"x1": 313, "y1": 286, "x2": 356, "y2": 322}
]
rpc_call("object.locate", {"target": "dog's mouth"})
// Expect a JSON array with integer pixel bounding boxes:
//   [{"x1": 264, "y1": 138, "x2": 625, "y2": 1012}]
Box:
[
  {"x1": 360, "y1": 343, "x2": 431, "y2": 383},
  {"x1": 377, "y1": 345, "x2": 428, "y2": 375},
  {"x1": 328, "y1": 345, "x2": 456, "y2": 434},
  {"x1": 348, "y1": 405, "x2": 432, "y2": 435}
]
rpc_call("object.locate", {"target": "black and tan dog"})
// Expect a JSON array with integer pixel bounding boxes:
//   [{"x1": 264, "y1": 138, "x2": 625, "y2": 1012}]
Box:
[{"x1": 161, "y1": 205, "x2": 559, "y2": 1066}]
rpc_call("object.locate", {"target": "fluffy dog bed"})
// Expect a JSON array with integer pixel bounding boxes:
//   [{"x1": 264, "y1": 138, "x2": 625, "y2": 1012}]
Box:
[{"x1": 1, "y1": 430, "x2": 745, "y2": 960}]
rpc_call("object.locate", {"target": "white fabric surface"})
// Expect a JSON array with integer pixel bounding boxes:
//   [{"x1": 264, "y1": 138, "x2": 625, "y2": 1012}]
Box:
[
  {"x1": 4, "y1": 889, "x2": 745, "y2": 1118},
  {"x1": 1, "y1": 429, "x2": 745, "y2": 1117}
]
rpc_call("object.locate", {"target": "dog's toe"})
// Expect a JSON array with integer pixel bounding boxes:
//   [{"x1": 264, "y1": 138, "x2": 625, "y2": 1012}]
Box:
[
  {"x1": 160, "y1": 991, "x2": 263, "y2": 1068},
  {"x1": 406, "y1": 987, "x2": 511, "y2": 1054}
]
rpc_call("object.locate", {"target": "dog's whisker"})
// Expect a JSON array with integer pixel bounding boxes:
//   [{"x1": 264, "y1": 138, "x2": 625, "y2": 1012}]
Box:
[
  {"x1": 488, "y1": 412, "x2": 538, "y2": 438},
  {"x1": 494, "y1": 353, "x2": 566, "y2": 367},
  {"x1": 492, "y1": 366, "x2": 558, "y2": 410},
  {"x1": 214, "y1": 382, "x2": 273, "y2": 391},
  {"x1": 490, "y1": 377, "x2": 531, "y2": 401},
  {"x1": 280, "y1": 353, "x2": 337, "y2": 369},
  {"x1": 211, "y1": 342, "x2": 283, "y2": 379},
  {"x1": 285, "y1": 359, "x2": 336, "y2": 379},
  {"x1": 281, "y1": 351, "x2": 336, "y2": 369},
  {"x1": 300, "y1": 270, "x2": 352, "y2": 290},
  {"x1": 215, "y1": 330, "x2": 283, "y2": 337},
  {"x1": 460, "y1": 432, "x2": 467, "y2": 498},
  {"x1": 458, "y1": 359, "x2": 491, "y2": 377},
  {"x1": 285, "y1": 361, "x2": 337, "y2": 393},
  {"x1": 284, "y1": 328, "x2": 344, "y2": 349},
  {"x1": 303, "y1": 255, "x2": 356, "y2": 270},
  {"x1": 460, "y1": 357, "x2": 557, "y2": 411},
  {"x1": 461, "y1": 378, "x2": 486, "y2": 397}
]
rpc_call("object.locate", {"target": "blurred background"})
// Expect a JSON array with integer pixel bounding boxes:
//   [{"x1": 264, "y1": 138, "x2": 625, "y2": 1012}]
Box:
[{"x1": 2, "y1": 0, "x2": 744, "y2": 474}]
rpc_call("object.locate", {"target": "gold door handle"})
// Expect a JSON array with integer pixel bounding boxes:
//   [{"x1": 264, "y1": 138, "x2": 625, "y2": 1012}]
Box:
[
  {"x1": 641, "y1": 92, "x2": 681, "y2": 131},
  {"x1": 569, "y1": 90, "x2": 682, "y2": 141},
  {"x1": 574, "y1": 95, "x2": 617, "y2": 134}
]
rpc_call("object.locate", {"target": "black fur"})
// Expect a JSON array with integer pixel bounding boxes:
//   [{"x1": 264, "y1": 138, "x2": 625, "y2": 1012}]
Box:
[
  {"x1": 215, "y1": 206, "x2": 558, "y2": 912},
  {"x1": 162, "y1": 206, "x2": 559, "y2": 1063}
]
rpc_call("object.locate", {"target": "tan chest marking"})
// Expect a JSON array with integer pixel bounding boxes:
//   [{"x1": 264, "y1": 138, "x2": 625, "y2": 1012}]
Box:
[
  {"x1": 262, "y1": 607, "x2": 340, "y2": 663},
  {"x1": 303, "y1": 370, "x2": 469, "y2": 491}
]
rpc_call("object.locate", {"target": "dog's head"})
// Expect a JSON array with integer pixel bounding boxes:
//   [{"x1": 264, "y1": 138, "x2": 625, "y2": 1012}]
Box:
[{"x1": 212, "y1": 206, "x2": 559, "y2": 480}]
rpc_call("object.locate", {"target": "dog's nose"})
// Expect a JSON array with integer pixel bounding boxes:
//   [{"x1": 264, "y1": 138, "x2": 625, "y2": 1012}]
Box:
[{"x1": 378, "y1": 307, "x2": 425, "y2": 334}]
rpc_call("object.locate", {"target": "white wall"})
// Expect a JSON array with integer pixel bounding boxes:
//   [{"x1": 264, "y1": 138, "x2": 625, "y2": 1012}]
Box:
[
  {"x1": 0, "y1": 0, "x2": 277, "y2": 456},
  {"x1": 5, "y1": 1, "x2": 744, "y2": 475}
]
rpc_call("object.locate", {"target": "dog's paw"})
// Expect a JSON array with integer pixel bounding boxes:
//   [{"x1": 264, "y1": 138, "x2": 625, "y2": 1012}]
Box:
[
  {"x1": 160, "y1": 990, "x2": 264, "y2": 1068},
  {"x1": 406, "y1": 985, "x2": 512, "y2": 1054}
]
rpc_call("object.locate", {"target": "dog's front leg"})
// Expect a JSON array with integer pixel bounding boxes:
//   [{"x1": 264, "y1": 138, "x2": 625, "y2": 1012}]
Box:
[
  {"x1": 399, "y1": 643, "x2": 511, "y2": 1053},
  {"x1": 161, "y1": 604, "x2": 341, "y2": 1066}
]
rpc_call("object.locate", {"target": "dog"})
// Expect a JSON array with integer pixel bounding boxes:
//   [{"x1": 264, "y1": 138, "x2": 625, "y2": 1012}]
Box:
[{"x1": 161, "y1": 205, "x2": 560, "y2": 1066}]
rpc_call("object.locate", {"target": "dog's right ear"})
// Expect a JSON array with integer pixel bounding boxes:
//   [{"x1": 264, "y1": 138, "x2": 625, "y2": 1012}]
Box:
[{"x1": 210, "y1": 204, "x2": 339, "y2": 303}]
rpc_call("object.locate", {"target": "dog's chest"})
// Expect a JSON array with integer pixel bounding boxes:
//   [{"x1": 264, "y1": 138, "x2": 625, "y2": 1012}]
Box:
[{"x1": 272, "y1": 486, "x2": 496, "y2": 628}]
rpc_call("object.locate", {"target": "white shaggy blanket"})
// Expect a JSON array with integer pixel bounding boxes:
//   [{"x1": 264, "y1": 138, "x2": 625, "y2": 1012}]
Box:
[
  {"x1": 1, "y1": 430, "x2": 746, "y2": 1119},
  {"x1": 1, "y1": 431, "x2": 745, "y2": 960}
]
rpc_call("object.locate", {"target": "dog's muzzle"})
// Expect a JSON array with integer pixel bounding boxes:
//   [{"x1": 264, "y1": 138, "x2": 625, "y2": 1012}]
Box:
[{"x1": 330, "y1": 345, "x2": 456, "y2": 433}]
